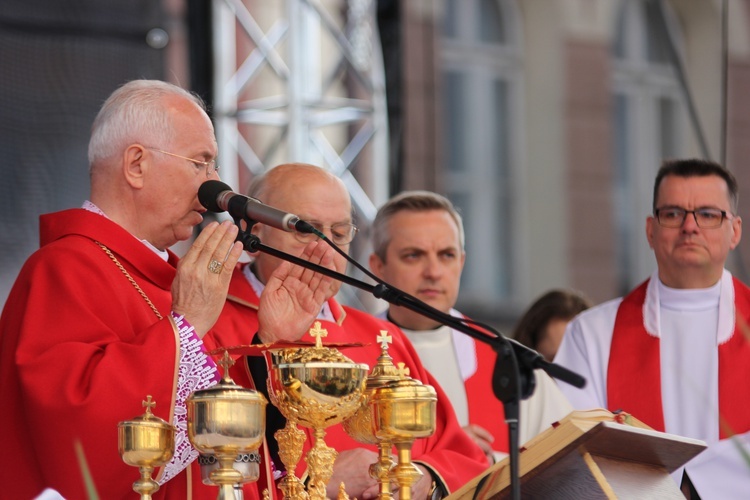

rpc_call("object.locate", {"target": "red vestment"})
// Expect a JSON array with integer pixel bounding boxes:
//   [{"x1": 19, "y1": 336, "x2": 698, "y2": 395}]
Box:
[
  {"x1": 607, "y1": 278, "x2": 750, "y2": 437},
  {"x1": 208, "y1": 264, "x2": 490, "y2": 495},
  {"x1": 452, "y1": 315, "x2": 509, "y2": 452},
  {"x1": 0, "y1": 209, "x2": 261, "y2": 499}
]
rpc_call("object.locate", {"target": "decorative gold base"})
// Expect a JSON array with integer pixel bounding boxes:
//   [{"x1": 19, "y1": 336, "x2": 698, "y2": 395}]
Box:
[
  {"x1": 306, "y1": 428, "x2": 338, "y2": 500},
  {"x1": 275, "y1": 419, "x2": 309, "y2": 500},
  {"x1": 132, "y1": 465, "x2": 160, "y2": 500},
  {"x1": 370, "y1": 442, "x2": 395, "y2": 500}
]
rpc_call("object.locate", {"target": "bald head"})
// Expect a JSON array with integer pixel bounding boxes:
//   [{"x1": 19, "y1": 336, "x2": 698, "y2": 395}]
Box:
[
  {"x1": 249, "y1": 163, "x2": 347, "y2": 206},
  {"x1": 248, "y1": 163, "x2": 352, "y2": 292}
]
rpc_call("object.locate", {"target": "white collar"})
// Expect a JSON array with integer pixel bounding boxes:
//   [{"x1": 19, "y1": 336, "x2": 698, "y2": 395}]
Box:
[{"x1": 644, "y1": 269, "x2": 735, "y2": 344}]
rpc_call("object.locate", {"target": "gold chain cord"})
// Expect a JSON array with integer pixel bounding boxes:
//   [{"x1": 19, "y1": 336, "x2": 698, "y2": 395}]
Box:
[{"x1": 95, "y1": 242, "x2": 163, "y2": 320}]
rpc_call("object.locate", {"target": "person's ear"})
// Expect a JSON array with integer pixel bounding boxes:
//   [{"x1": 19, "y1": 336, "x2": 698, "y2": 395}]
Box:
[
  {"x1": 123, "y1": 144, "x2": 147, "y2": 189},
  {"x1": 369, "y1": 253, "x2": 385, "y2": 278},
  {"x1": 646, "y1": 215, "x2": 656, "y2": 249},
  {"x1": 730, "y1": 215, "x2": 742, "y2": 250}
]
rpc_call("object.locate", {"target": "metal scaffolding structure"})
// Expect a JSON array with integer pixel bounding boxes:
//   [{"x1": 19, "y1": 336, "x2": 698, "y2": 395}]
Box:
[
  {"x1": 211, "y1": 0, "x2": 389, "y2": 306},
  {"x1": 211, "y1": 0, "x2": 389, "y2": 222}
]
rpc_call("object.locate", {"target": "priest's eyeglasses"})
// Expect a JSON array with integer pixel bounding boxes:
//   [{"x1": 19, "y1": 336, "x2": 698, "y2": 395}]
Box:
[
  {"x1": 654, "y1": 207, "x2": 731, "y2": 229},
  {"x1": 147, "y1": 148, "x2": 219, "y2": 177},
  {"x1": 294, "y1": 221, "x2": 359, "y2": 245}
]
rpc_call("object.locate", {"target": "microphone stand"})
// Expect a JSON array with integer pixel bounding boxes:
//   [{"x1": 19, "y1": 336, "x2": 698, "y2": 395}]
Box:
[{"x1": 236, "y1": 228, "x2": 585, "y2": 500}]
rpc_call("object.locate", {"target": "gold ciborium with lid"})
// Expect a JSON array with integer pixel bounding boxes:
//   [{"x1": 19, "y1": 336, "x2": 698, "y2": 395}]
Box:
[
  {"x1": 118, "y1": 395, "x2": 175, "y2": 500},
  {"x1": 343, "y1": 331, "x2": 437, "y2": 500},
  {"x1": 265, "y1": 322, "x2": 369, "y2": 500},
  {"x1": 343, "y1": 331, "x2": 402, "y2": 499},
  {"x1": 187, "y1": 351, "x2": 267, "y2": 500}
]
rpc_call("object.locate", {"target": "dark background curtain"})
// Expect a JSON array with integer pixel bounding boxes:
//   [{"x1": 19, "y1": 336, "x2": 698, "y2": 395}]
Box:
[{"x1": 0, "y1": 0, "x2": 166, "y2": 306}]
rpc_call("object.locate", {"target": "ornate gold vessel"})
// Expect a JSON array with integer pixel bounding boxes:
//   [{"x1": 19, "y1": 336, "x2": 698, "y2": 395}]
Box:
[
  {"x1": 265, "y1": 322, "x2": 369, "y2": 500},
  {"x1": 118, "y1": 395, "x2": 175, "y2": 500},
  {"x1": 343, "y1": 331, "x2": 437, "y2": 500},
  {"x1": 187, "y1": 352, "x2": 267, "y2": 499}
]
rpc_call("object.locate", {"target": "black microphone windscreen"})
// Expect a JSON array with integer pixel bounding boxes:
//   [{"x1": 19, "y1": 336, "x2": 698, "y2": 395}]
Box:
[{"x1": 198, "y1": 180, "x2": 233, "y2": 212}]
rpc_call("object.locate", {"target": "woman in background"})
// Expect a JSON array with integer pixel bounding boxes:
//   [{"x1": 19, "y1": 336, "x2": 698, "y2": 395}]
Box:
[{"x1": 513, "y1": 289, "x2": 592, "y2": 361}]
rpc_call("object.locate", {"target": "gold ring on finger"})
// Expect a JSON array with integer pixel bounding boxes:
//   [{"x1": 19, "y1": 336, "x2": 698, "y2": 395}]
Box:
[{"x1": 208, "y1": 259, "x2": 223, "y2": 274}]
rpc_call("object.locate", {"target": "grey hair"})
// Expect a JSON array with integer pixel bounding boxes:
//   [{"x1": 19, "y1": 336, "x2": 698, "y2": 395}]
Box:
[
  {"x1": 87, "y1": 80, "x2": 206, "y2": 169},
  {"x1": 372, "y1": 190, "x2": 465, "y2": 261}
]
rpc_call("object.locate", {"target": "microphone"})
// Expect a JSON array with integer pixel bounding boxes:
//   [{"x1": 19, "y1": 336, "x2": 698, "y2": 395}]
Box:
[{"x1": 198, "y1": 180, "x2": 314, "y2": 233}]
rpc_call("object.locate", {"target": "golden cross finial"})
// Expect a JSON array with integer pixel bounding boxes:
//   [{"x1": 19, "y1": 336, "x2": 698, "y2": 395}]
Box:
[
  {"x1": 396, "y1": 362, "x2": 410, "y2": 378},
  {"x1": 309, "y1": 321, "x2": 328, "y2": 348},
  {"x1": 142, "y1": 395, "x2": 156, "y2": 416},
  {"x1": 376, "y1": 330, "x2": 392, "y2": 350},
  {"x1": 218, "y1": 350, "x2": 235, "y2": 379}
]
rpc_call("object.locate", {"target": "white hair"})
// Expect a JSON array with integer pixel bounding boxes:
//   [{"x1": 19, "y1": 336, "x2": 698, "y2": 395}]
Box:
[{"x1": 87, "y1": 80, "x2": 205, "y2": 169}]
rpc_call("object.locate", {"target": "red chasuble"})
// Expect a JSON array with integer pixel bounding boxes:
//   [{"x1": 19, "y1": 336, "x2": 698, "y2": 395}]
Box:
[
  {"x1": 209, "y1": 264, "x2": 490, "y2": 495},
  {"x1": 607, "y1": 278, "x2": 750, "y2": 438},
  {"x1": 0, "y1": 209, "x2": 261, "y2": 499}
]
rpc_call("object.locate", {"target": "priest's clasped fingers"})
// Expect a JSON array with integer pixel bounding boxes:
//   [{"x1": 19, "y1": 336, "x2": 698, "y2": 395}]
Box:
[
  {"x1": 171, "y1": 220, "x2": 243, "y2": 337},
  {"x1": 257, "y1": 240, "x2": 337, "y2": 343}
]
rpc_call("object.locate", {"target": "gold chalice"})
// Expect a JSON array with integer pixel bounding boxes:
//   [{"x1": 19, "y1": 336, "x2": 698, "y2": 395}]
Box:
[
  {"x1": 265, "y1": 322, "x2": 369, "y2": 500},
  {"x1": 187, "y1": 351, "x2": 267, "y2": 500},
  {"x1": 372, "y1": 363, "x2": 437, "y2": 500},
  {"x1": 344, "y1": 331, "x2": 437, "y2": 500},
  {"x1": 343, "y1": 331, "x2": 402, "y2": 499},
  {"x1": 118, "y1": 395, "x2": 175, "y2": 500}
]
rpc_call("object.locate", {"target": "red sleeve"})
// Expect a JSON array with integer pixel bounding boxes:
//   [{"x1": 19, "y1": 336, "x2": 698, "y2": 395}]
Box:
[{"x1": 0, "y1": 238, "x2": 183, "y2": 499}]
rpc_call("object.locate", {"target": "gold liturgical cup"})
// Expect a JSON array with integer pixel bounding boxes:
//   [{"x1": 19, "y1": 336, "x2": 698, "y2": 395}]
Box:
[
  {"x1": 343, "y1": 331, "x2": 402, "y2": 500},
  {"x1": 344, "y1": 331, "x2": 437, "y2": 500},
  {"x1": 265, "y1": 322, "x2": 369, "y2": 500},
  {"x1": 373, "y1": 371, "x2": 437, "y2": 500},
  {"x1": 187, "y1": 352, "x2": 267, "y2": 500},
  {"x1": 118, "y1": 395, "x2": 176, "y2": 500}
]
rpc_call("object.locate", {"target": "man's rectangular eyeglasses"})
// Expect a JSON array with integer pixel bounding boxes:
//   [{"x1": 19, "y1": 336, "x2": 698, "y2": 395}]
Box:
[
  {"x1": 293, "y1": 222, "x2": 358, "y2": 245},
  {"x1": 147, "y1": 148, "x2": 219, "y2": 177},
  {"x1": 654, "y1": 207, "x2": 731, "y2": 229}
]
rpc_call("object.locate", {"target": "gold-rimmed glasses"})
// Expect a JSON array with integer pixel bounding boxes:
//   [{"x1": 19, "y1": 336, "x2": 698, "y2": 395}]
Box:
[{"x1": 147, "y1": 147, "x2": 219, "y2": 177}]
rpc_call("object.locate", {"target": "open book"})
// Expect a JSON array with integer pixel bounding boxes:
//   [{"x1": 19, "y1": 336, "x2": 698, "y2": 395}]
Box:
[{"x1": 447, "y1": 409, "x2": 706, "y2": 500}]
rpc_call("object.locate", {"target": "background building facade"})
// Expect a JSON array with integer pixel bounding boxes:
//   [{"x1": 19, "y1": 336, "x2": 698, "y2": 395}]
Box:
[{"x1": 392, "y1": 0, "x2": 750, "y2": 325}]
